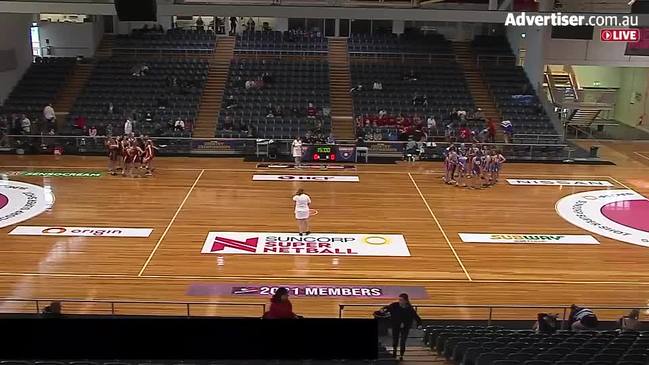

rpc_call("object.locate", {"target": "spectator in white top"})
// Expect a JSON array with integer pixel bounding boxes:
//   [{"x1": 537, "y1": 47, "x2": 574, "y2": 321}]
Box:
[
  {"x1": 43, "y1": 103, "x2": 56, "y2": 130},
  {"x1": 174, "y1": 118, "x2": 185, "y2": 131},
  {"x1": 20, "y1": 114, "x2": 31, "y2": 134},
  {"x1": 373, "y1": 81, "x2": 383, "y2": 91},
  {"x1": 427, "y1": 116, "x2": 436, "y2": 132},
  {"x1": 291, "y1": 137, "x2": 303, "y2": 167},
  {"x1": 378, "y1": 109, "x2": 388, "y2": 119},
  {"x1": 124, "y1": 118, "x2": 133, "y2": 135}
]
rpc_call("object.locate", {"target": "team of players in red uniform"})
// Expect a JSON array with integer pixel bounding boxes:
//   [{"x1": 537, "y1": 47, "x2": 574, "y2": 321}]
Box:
[
  {"x1": 104, "y1": 135, "x2": 158, "y2": 177},
  {"x1": 443, "y1": 143, "x2": 506, "y2": 189}
]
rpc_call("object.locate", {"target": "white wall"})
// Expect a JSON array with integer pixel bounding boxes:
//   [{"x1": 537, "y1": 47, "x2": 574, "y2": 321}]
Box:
[
  {"x1": 0, "y1": 13, "x2": 33, "y2": 103},
  {"x1": 543, "y1": 26, "x2": 649, "y2": 67},
  {"x1": 38, "y1": 20, "x2": 103, "y2": 58}
]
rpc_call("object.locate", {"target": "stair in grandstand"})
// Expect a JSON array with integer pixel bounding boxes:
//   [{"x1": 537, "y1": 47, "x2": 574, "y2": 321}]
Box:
[
  {"x1": 328, "y1": 37, "x2": 355, "y2": 140},
  {"x1": 451, "y1": 42, "x2": 503, "y2": 140},
  {"x1": 52, "y1": 62, "x2": 95, "y2": 127},
  {"x1": 94, "y1": 34, "x2": 115, "y2": 58},
  {"x1": 545, "y1": 68, "x2": 579, "y2": 104},
  {"x1": 569, "y1": 108, "x2": 601, "y2": 125},
  {"x1": 193, "y1": 36, "x2": 235, "y2": 138}
]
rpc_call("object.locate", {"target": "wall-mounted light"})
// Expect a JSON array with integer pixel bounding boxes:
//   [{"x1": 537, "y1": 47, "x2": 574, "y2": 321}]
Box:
[{"x1": 521, "y1": 33, "x2": 527, "y2": 38}]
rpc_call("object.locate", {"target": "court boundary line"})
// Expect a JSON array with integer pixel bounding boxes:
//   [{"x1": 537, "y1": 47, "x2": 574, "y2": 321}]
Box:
[
  {"x1": 0, "y1": 163, "x2": 637, "y2": 178},
  {"x1": 606, "y1": 176, "x2": 634, "y2": 191},
  {"x1": 3, "y1": 271, "x2": 649, "y2": 285},
  {"x1": 408, "y1": 172, "x2": 472, "y2": 281},
  {"x1": 137, "y1": 169, "x2": 205, "y2": 276},
  {"x1": 634, "y1": 152, "x2": 649, "y2": 162}
]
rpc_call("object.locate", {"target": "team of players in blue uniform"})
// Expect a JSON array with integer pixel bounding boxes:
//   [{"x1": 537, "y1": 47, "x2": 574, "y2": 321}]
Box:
[{"x1": 443, "y1": 144, "x2": 506, "y2": 189}]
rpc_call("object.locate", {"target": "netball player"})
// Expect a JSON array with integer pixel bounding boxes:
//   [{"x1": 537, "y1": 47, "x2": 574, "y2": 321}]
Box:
[
  {"x1": 470, "y1": 151, "x2": 483, "y2": 189},
  {"x1": 142, "y1": 139, "x2": 157, "y2": 176},
  {"x1": 455, "y1": 150, "x2": 468, "y2": 187},
  {"x1": 292, "y1": 188, "x2": 311, "y2": 236},
  {"x1": 444, "y1": 147, "x2": 458, "y2": 184},
  {"x1": 492, "y1": 150, "x2": 506, "y2": 183},
  {"x1": 105, "y1": 136, "x2": 119, "y2": 175},
  {"x1": 123, "y1": 141, "x2": 137, "y2": 177}
]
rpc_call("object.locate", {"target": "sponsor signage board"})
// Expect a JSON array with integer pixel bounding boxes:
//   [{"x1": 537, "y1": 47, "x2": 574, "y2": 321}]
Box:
[
  {"x1": 556, "y1": 189, "x2": 649, "y2": 248},
  {"x1": 507, "y1": 179, "x2": 613, "y2": 187},
  {"x1": 2, "y1": 171, "x2": 102, "y2": 178},
  {"x1": 459, "y1": 233, "x2": 599, "y2": 244},
  {"x1": 9, "y1": 226, "x2": 153, "y2": 237},
  {"x1": 187, "y1": 284, "x2": 428, "y2": 299},
  {"x1": 0, "y1": 181, "x2": 53, "y2": 229},
  {"x1": 252, "y1": 175, "x2": 359, "y2": 182},
  {"x1": 202, "y1": 232, "x2": 410, "y2": 256},
  {"x1": 256, "y1": 163, "x2": 356, "y2": 170}
]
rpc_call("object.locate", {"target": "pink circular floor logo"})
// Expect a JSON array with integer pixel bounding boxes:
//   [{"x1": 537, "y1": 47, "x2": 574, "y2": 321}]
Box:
[
  {"x1": 0, "y1": 181, "x2": 53, "y2": 229},
  {"x1": 556, "y1": 189, "x2": 649, "y2": 247},
  {"x1": 0, "y1": 193, "x2": 8, "y2": 210}
]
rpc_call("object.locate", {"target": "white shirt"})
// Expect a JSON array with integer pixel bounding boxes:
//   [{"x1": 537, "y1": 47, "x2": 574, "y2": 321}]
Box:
[
  {"x1": 427, "y1": 117, "x2": 436, "y2": 129},
  {"x1": 291, "y1": 140, "x2": 302, "y2": 157},
  {"x1": 43, "y1": 106, "x2": 55, "y2": 120},
  {"x1": 175, "y1": 119, "x2": 185, "y2": 128},
  {"x1": 124, "y1": 120, "x2": 133, "y2": 135},
  {"x1": 293, "y1": 194, "x2": 311, "y2": 212}
]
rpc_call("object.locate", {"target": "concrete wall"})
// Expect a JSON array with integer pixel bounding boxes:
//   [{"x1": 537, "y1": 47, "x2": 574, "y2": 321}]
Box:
[
  {"x1": 38, "y1": 18, "x2": 104, "y2": 58},
  {"x1": 614, "y1": 68, "x2": 649, "y2": 126},
  {"x1": 115, "y1": 16, "x2": 172, "y2": 34},
  {"x1": 0, "y1": 13, "x2": 34, "y2": 103},
  {"x1": 572, "y1": 65, "x2": 622, "y2": 89}
]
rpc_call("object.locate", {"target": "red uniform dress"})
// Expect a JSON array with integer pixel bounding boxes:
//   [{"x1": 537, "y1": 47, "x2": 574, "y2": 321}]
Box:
[
  {"x1": 264, "y1": 300, "x2": 296, "y2": 319},
  {"x1": 143, "y1": 144, "x2": 155, "y2": 164},
  {"x1": 126, "y1": 146, "x2": 138, "y2": 164}
]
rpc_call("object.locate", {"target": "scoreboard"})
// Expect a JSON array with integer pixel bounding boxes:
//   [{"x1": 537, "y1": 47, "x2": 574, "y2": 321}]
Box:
[{"x1": 301, "y1": 145, "x2": 356, "y2": 162}]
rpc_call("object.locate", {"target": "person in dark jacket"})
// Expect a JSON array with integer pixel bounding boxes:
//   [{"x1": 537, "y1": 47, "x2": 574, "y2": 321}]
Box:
[
  {"x1": 569, "y1": 304, "x2": 598, "y2": 331},
  {"x1": 263, "y1": 287, "x2": 300, "y2": 319},
  {"x1": 379, "y1": 293, "x2": 422, "y2": 360},
  {"x1": 41, "y1": 301, "x2": 62, "y2": 318}
]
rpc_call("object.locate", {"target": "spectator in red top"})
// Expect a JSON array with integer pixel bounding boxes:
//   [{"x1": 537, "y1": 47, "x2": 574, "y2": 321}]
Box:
[
  {"x1": 307, "y1": 103, "x2": 317, "y2": 119},
  {"x1": 264, "y1": 287, "x2": 301, "y2": 319},
  {"x1": 487, "y1": 118, "x2": 497, "y2": 143},
  {"x1": 459, "y1": 125, "x2": 471, "y2": 142}
]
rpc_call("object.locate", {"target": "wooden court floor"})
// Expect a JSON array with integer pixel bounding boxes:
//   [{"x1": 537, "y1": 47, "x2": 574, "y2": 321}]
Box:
[{"x1": 1, "y1": 141, "x2": 649, "y2": 320}]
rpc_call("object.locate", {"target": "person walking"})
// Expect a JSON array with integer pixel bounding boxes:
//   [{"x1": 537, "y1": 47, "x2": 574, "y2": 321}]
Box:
[
  {"x1": 293, "y1": 188, "x2": 311, "y2": 236},
  {"x1": 291, "y1": 136, "x2": 303, "y2": 168},
  {"x1": 377, "y1": 293, "x2": 422, "y2": 361},
  {"x1": 263, "y1": 287, "x2": 300, "y2": 319}
]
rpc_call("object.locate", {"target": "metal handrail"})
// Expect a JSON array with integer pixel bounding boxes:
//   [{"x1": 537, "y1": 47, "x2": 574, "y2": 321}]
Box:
[
  {"x1": 338, "y1": 303, "x2": 648, "y2": 326},
  {"x1": 0, "y1": 298, "x2": 267, "y2": 317}
]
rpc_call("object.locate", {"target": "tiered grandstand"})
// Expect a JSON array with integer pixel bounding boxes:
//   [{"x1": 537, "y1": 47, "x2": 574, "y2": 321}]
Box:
[{"x1": 426, "y1": 325, "x2": 649, "y2": 365}]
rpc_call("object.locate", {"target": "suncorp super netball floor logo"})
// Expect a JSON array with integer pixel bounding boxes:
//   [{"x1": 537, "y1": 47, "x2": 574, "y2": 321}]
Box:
[
  {"x1": 556, "y1": 189, "x2": 649, "y2": 248},
  {"x1": 0, "y1": 181, "x2": 53, "y2": 229}
]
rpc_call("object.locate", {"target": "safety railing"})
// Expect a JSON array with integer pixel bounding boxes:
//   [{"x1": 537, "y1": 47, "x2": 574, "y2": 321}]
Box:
[
  {"x1": 349, "y1": 51, "x2": 456, "y2": 63},
  {"x1": 0, "y1": 298, "x2": 267, "y2": 317},
  {"x1": 338, "y1": 304, "x2": 649, "y2": 327},
  {"x1": 476, "y1": 54, "x2": 516, "y2": 66},
  {"x1": 2, "y1": 134, "x2": 578, "y2": 160}
]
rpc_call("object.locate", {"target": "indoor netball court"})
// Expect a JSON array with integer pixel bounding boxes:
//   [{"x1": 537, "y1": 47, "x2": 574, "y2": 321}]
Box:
[{"x1": 1, "y1": 141, "x2": 649, "y2": 320}]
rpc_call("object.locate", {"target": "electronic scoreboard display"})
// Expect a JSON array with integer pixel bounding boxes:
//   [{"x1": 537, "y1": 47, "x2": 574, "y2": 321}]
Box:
[{"x1": 302, "y1": 145, "x2": 356, "y2": 162}]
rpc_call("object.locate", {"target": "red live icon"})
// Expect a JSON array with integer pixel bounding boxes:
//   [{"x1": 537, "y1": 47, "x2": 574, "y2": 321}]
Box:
[{"x1": 601, "y1": 29, "x2": 640, "y2": 42}]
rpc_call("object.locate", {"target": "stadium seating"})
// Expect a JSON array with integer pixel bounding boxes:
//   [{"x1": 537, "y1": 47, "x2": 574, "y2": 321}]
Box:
[
  {"x1": 235, "y1": 30, "x2": 328, "y2": 54},
  {"x1": 349, "y1": 33, "x2": 453, "y2": 55},
  {"x1": 217, "y1": 59, "x2": 331, "y2": 139},
  {"x1": 425, "y1": 325, "x2": 649, "y2": 365},
  {"x1": 1, "y1": 57, "x2": 76, "y2": 117},
  {"x1": 350, "y1": 61, "x2": 474, "y2": 140},
  {"x1": 472, "y1": 36, "x2": 558, "y2": 137},
  {"x1": 65, "y1": 57, "x2": 209, "y2": 137},
  {"x1": 113, "y1": 29, "x2": 217, "y2": 53}
]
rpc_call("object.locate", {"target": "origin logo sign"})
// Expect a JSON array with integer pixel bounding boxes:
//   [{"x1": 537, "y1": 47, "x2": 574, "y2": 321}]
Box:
[
  {"x1": 10, "y1": 226, "x2": 153, "y2": 237},
  {"x1": 601, "y1": 29, "x2": 640, "y2": 42}
]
